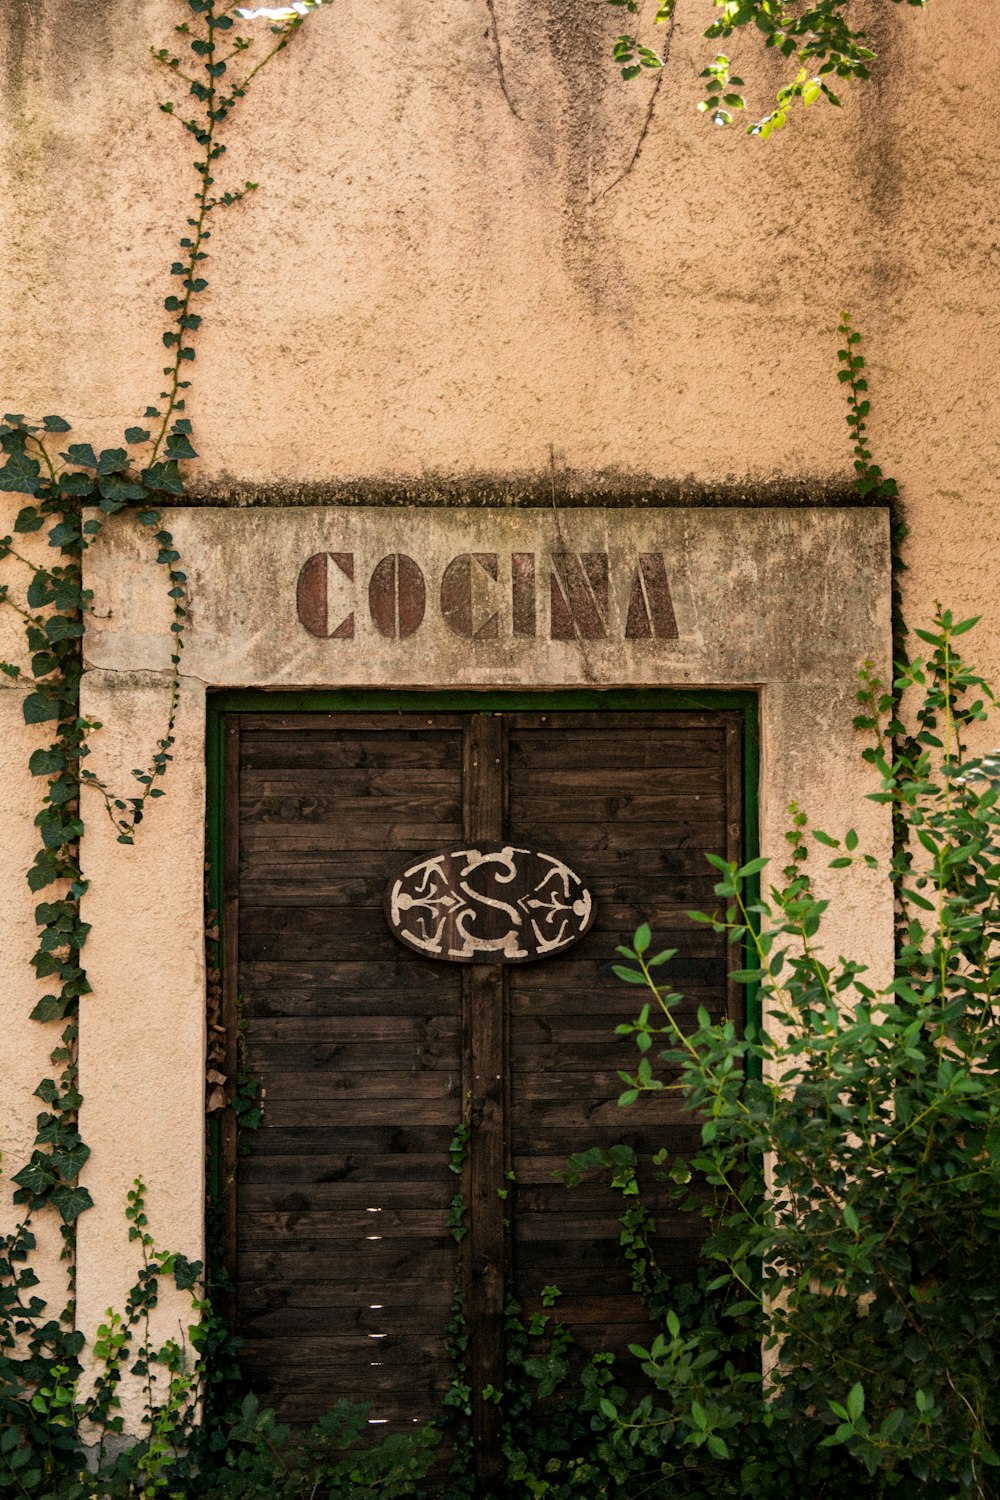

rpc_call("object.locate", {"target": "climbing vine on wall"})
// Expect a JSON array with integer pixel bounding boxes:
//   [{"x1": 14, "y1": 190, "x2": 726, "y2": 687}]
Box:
[{"x1": 0, "y1": 0, "x2": 332, "y2": 1479}]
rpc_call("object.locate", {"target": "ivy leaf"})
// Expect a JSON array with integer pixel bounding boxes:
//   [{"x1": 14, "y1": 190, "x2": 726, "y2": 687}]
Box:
[
  {"x1": 125, "y1": 427, "x2": 151, "y2": 446},
  {"x1": 99, "y1": 473, "x2": 148, "y2": 507},
  {"x1": 12, "y1": 1162, "x2": 55, "y2": 1196},
  {"x1": 23, "y1": 693, "x2": 62, "y2": 725},
  {"x1": 51, "y1": 1184, "x2": 94, "y2": 1223},
  {"x1": 42, "y1": 415, "x2": 72, "y2": 432},
  {"x1": 141, "y1": 460, "x2": 185, "y2": 496},
  {"x1": 47, "y1": 521, "x2": 81, "y2": 549},
  {"x1": 14, "y1": 507, "x2": 44, "y2": 533},
  {"x1": 59, "y1": 472, "x2": 96, "y2": 497},
  {"x1": 28, "y1": 994, "x2": 71, "y2": 1023},
  {"x1": 26, "y1": 574, "x2": 51, "y2": 608},
  {"x1": 97, "y1": 447, "x2": 129, "y2": 475},
  {"x1": 44, "y1": 616, "x2": 84, "y2": 644},
  {"x1": 0, "y1": 452, "x2": 42, "y2": 494},
  {"x1": 61, "y1": 443, "x2": 98, "y2": 470},
  {"x1": 50, "y1": 1144, "x2": 91, "y2": 1179},
  {"x1": 165, "y1": 432, "x2": 198, "y2": 461},
  {"x1": 27, "y1": 851, "x2": 60, "y2": 891},
  {"x1": 28, "y1": 748, "x2": 67, "y2": 777}
]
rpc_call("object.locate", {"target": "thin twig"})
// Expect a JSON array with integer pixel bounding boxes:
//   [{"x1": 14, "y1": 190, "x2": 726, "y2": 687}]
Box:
[
  {"x1": 593, "y1": 11, "x2": 676, "y2": 202},
  {"x1": 485, "y1": 0, "x2": 520, "y2": 119}
]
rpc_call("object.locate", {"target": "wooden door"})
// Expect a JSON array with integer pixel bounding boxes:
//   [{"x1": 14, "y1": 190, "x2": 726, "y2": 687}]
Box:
[{"x1": 223, "y1": 708, "x2": 742, "y2": 1462}]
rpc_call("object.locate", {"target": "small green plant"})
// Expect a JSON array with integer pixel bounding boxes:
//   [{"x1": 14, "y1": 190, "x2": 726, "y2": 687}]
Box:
[{"x1": 607, "y1": 0, "x2": 931, "y2": 137}]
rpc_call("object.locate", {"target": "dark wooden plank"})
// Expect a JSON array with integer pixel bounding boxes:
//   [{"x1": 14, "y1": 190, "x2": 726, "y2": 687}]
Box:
[
  {"x1": 241, "y1": 791, "x2": 463, "y2": 824},
  {"x1": 508, "y1": 956, "x2": 724, "y2": 993},
  {"x1": 245, "y1": 1015, "x2": 460, "y2": 1045},
  {"x1": 515, "y1": 1232, "x2": 703, "y2": 1272},
  {"x1": 246, "y1": 1040, "x2": 460, "y2": 1072},
  {"x1": 515, "y1": 1074, "x2": 680, "y2": 1110},
  {"x1": 510, "y1": 1097, "x2": 690, "y2": 1132},
  {"x1": 237, "y1": 1243, "x2": 456, "y2": 1280},
  {"x1": 259, "y1": 1097, "x2": 461, "y2": 1127},
  {"x1": 240, "y1": 1307, "x2": 455, "y2": 1340},
  {"x1": 509, "y1": 1152, "x2": 683, "y2": 1185},
  {"x1": 239, "y1": 1279, "x2": 461, "y2": 1313},
  {"x1": 506, "y1": 766, "x2": 725, "y2": 793},
  {"x1": 508, "y1": 734, "x2": 725, "y2": 771},
  {"x1": 512, "y1": 1182, "x2": 654, "y2": 1213},
  {"x1": 506, "y1": 712, "x2": 728, "y2": 732},
  {"x1": 239, "y1": 869, "x2": 393, "y2": 907},
  {"x1": 240, "y1": 713, "x2": 465, "y2": 733},
  {"x1": 509, "y1": 1046, "x2": 662, "y2": 1076},
  {"x1": 238, "y1": 1317, "x2": 454, "y2": 1354},
  {"x1": 240, "y1": 1154, "x2": 454, "y2": 1184},
  {"x1": 516, "y1": 1295, "x2": 651, "y2": 1325},
  {"x1": 510, "y1": 796, "x2": 726, "y2": 828},
  {"x1": 240, "y1": 820, "x2": 467, "y2": 852},
  {"x1": 267, "y1": 1396, "x2": 441, "y2": 1433},
  {"x1": 239, "y1": 1344, "x2": 452, "y2": 1390},
  {"x1": 255, "y1": 1071, "x2": 460, "y2": 1101},
  {"x1": 512, "y1": 1267, "x2": 647, "y2": 1299},
  {"x1": 237, "y1": 1208, "x2": 452, "y2": 1238},
  {"x1": 238, "y1": 917, "x2": 426, "y2": 962},
  {"x1": 239, "y1": 963, "x2": 462, "y2": 999},
  {"x1": 242, "y1": 734, "x2": 463, "y2": 771},
  {"x1": 509, "y1": 1125, "x2": 701, "y2": 1157},
  {"x1": 239, "y1": 1180, "x2": 457, "y2": 1212},
  {"x1": 245, "y1": 1125, "x2": 457, "y2": 1156},
  {"x1": 510, "y1": 1012, "x2": 713, "y2": 1046},
  {"x1": 503, "y1": 819, "x2": 727, "y2": 854},
  {"x1": 242, "y1": 767, "x2": 460, "y2": 796}
]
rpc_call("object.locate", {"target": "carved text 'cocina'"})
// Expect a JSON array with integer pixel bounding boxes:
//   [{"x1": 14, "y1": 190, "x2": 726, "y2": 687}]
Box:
[{"x1": 296, "y1": 550, "x2": 679, "y2": 641}]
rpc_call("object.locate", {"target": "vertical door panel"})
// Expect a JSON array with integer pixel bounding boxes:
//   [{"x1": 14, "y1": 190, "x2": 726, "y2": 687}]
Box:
[
  {"x1": 506, "y1": 714, "x2": 739, "y2": 1360},
  {"x1": 234, "y1": 717, "x2": 465, "y2": 1432}
]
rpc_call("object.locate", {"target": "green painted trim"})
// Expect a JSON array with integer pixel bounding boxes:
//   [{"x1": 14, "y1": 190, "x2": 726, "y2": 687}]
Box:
[
  {"x1": 208, "y1": 686, "x2": 757, "y2": 714},
  {"x1": 740, "y1": 702, "x2": 763, "y2": 1079},
  {"x1": 205, "y1": 706, "x2": 226, "y2": 1207}
]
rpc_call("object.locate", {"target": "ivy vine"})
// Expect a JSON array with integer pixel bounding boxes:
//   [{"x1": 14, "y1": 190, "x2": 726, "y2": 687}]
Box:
[{"x1": 0, "y1": 0, "x2": 331, "y2": 1464}]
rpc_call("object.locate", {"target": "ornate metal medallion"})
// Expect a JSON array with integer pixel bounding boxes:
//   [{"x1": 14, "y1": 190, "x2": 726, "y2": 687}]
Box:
[{"x1": 385, "y1": 843, "x2": 595, "y2": 964}]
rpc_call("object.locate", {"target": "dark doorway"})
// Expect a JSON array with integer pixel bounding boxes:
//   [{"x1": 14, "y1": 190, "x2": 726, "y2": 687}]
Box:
[{"x1": 219, "y1": 706, "x2": 743, "y2": 1472}]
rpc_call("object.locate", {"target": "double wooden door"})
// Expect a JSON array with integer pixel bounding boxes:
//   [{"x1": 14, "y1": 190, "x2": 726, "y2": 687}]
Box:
[{"x1": 223, "y1": 708, "x2": 741, "y2": 1463}]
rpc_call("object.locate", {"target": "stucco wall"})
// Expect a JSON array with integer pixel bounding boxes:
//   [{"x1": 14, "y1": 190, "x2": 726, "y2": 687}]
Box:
[{"x1": 1, "y1": 0, "x2": 997, "y2": 1436}]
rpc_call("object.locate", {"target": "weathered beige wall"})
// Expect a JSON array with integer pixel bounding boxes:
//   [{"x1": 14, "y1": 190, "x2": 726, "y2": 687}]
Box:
[
  {"x1": 2, "y1": 1, "x2": 997, "y2": 639},
  {"x1": 1, "y1": 0, "x2": 996, "y2": 1436},
  {"x1": 76, "y1": 673, "x2": 207, "y2": 1433}
]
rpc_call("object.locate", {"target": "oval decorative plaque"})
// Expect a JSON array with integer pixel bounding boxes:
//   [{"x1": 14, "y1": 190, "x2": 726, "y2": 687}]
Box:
[{"x1": 385, "y1": 843, "x2": 595, "y2": 964}]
